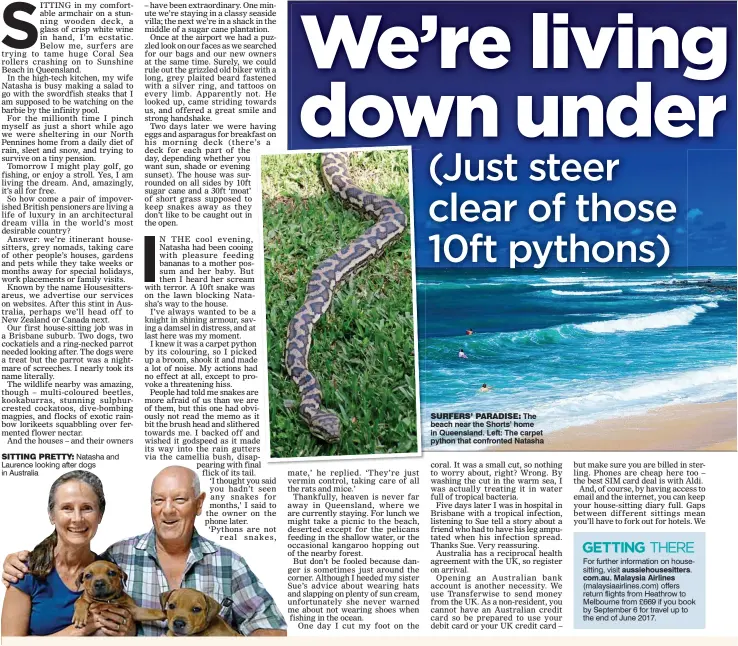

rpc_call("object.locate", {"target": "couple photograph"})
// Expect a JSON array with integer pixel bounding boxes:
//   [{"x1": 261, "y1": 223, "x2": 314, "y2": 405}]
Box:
[{"x1": 0, "y1": 466, "x2": 287, "y2": 637}]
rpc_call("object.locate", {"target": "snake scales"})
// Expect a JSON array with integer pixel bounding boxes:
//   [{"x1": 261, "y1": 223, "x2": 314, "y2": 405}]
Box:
[{"x1": 284, "y1": 152, "x2": 408, "y2": 443}]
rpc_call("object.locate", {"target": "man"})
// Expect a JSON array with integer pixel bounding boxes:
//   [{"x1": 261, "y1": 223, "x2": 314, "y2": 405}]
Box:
[
  {"x1": 458, "y1": 348, "x2": 468, "y2": 359},
  {"x1": 3, "y1": 467, "x2": 287, "y2": 637}
]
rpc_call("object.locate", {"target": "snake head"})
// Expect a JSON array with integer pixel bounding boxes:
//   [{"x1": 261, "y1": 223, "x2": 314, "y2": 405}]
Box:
[{"x1": 310, "y1": 411, "x2": 342, "y2": 444}]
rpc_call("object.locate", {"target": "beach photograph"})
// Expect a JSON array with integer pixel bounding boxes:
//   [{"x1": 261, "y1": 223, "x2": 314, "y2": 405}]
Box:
[
  {"x1": 412, "y1": 141, "x2": 736, "y2": 454},
  {"x1": 418, "y1": 268, "x2": 736, "y2": 451}
]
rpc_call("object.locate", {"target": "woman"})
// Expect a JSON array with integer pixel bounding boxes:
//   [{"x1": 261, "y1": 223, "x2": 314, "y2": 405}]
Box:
[{"x1": 1, "y1": 470, "x2": 129, "y2": 636}]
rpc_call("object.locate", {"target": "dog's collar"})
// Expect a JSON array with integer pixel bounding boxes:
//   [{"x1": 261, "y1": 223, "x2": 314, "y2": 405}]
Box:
[{"x1": 88, "y1": 591, "x2": 125, "y2": 603}]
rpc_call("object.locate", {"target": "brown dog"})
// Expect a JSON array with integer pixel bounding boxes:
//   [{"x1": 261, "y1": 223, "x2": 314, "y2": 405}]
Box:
[
  {"x1": 160, "y1": 589, "x2": 241, "y2": 636},
  {"x1": 72, "y1": 560, "x2": 166, "y2": 629}
]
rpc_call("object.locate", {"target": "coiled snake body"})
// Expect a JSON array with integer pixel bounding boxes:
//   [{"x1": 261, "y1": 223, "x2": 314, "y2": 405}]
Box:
[{"x1": 284, "y1": 152, "x2": 407, "y2": 443}]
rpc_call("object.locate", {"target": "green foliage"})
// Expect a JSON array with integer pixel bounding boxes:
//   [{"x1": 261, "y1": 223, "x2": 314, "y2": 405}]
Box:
[{"x1": 262, "y1": 151, "x2": 418, "y2": 458}]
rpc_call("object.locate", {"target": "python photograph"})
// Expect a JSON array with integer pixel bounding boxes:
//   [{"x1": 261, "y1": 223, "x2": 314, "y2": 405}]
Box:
[{"x1": 261, "y1": 149, "x2": 419, "y2": 459}]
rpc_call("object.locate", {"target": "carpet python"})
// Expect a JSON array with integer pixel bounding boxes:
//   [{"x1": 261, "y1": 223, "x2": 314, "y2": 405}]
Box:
[{"x1": 284, "y1": 152, "x2": 408, "y2": 443}]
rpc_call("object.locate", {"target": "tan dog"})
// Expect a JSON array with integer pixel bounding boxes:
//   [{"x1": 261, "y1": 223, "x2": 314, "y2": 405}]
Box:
[
  {"x1": 72, "y1": 560, "x2": 166, "y2": 629},
  {"x1": 160, "y1": 589, "x2": 241, "y2": 636}
]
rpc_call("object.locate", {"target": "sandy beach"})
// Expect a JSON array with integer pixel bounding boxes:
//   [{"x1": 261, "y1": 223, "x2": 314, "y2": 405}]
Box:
[{"x1": 492, "y1": 400, "x2": 736, "y2": 451}]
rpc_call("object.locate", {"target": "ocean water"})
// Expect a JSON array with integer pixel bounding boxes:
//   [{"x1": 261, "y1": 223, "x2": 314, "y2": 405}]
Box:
[{"x1": 417, "y1": 268, "x2": 737, "y2": 450}]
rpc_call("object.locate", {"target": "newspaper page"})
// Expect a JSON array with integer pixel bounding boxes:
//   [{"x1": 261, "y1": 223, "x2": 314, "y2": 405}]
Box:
[{"x1": 0, "y1": 0, "x2": 736, "y2": 644}]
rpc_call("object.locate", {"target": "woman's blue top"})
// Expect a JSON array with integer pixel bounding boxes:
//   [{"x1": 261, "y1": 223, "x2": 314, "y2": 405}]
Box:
[{"x1": 11, "y1": 569, "x2": 82, "y2": 635}]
